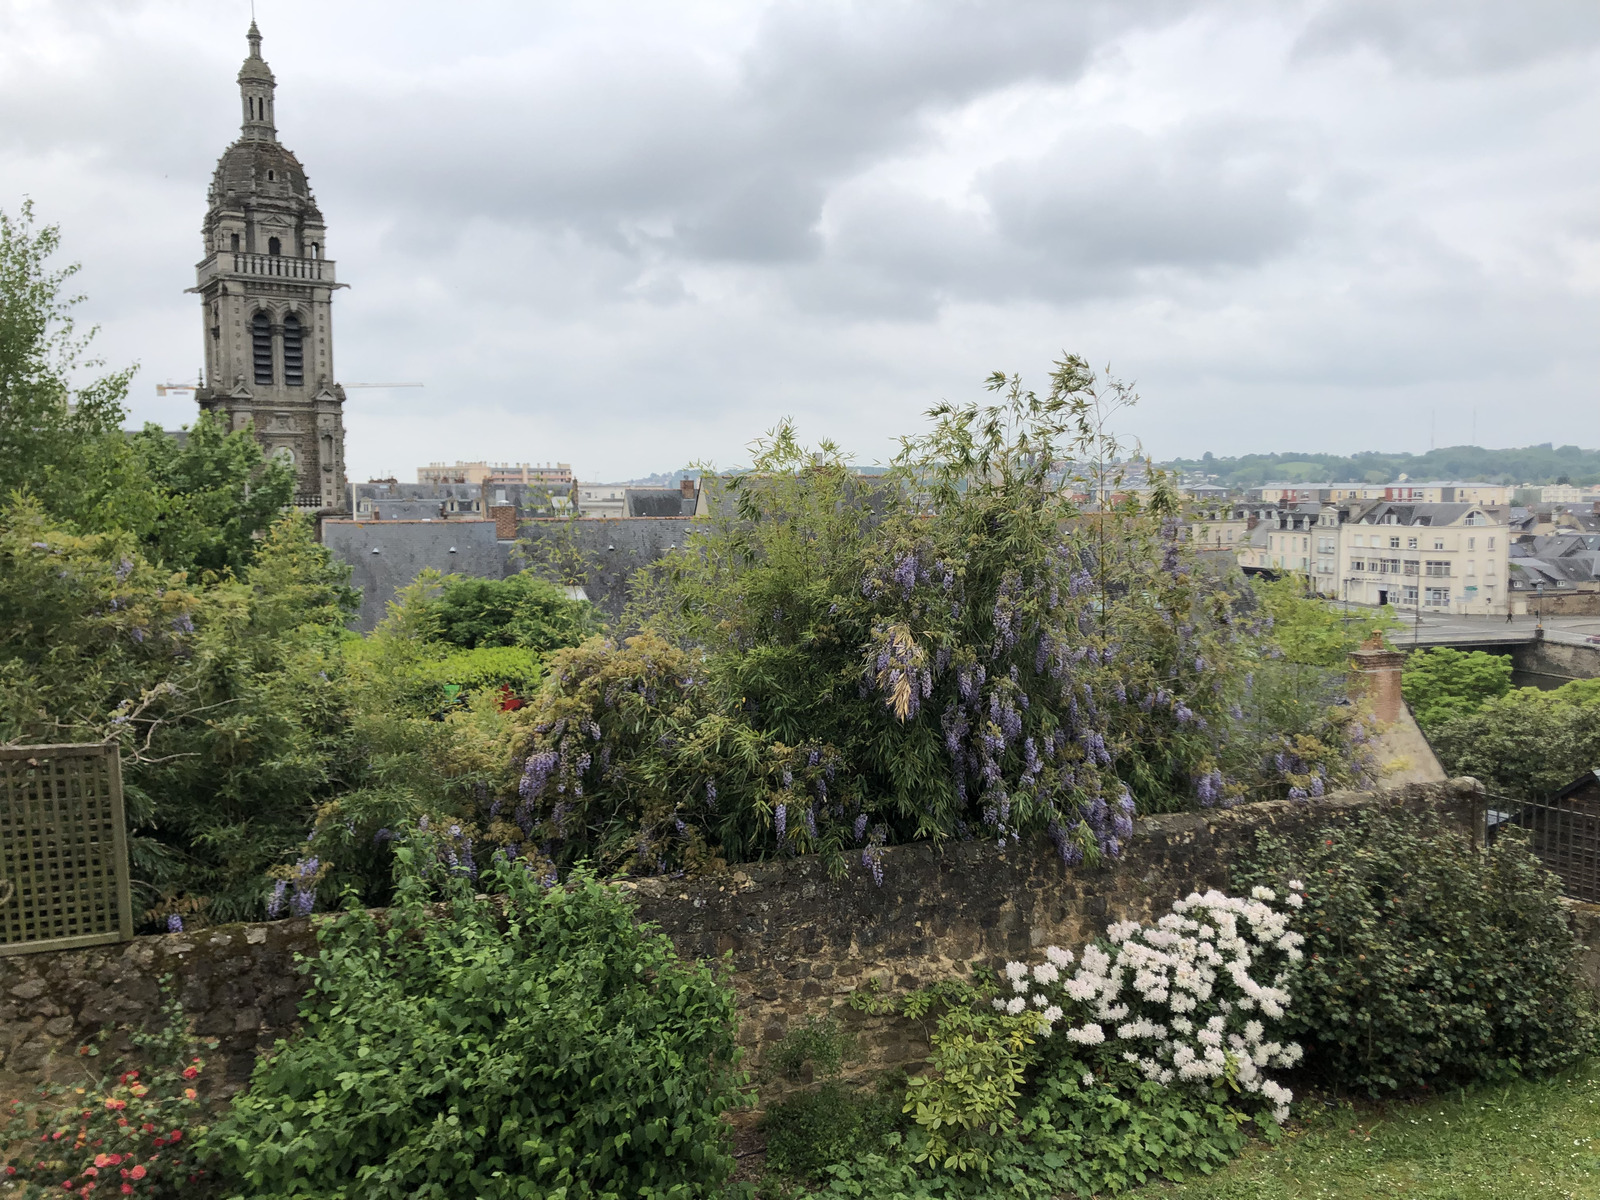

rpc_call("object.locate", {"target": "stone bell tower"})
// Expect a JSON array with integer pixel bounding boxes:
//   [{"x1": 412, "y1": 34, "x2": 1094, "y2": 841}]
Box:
[{"x1": 192, "y1": 21, "x2": 348, "y2": 514}]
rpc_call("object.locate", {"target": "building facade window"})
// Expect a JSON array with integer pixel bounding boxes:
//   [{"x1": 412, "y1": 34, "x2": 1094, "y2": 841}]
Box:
[
  {"x1": 1434, "y1": 539, "x2": 1446, "y2": 550},
  {"x1": 1425, "y1": 560, "x2": 1451, "y2": 577},
  {"x1": 1350, "y1": 558, "x2": 1366, "y2": 572},
  {"x1": 1407, "y1": 537, "x2": 1418, "y2": 549},
  {"x1": 268, "y1": 236, "x2": 281, "y2": 256},
  {"x1": 1404, "y1": 560, "x2": 1419, "y2": 575},
  {"x1": 1426, "y1": 587, "x2": 1451, "y2": 606},
  {"x1": 1389, "y1": 536, "x2": 1401, "y2": 548},
  {"x1": 1402, "y1": 585, "x2": 1419, "y2": 604}
]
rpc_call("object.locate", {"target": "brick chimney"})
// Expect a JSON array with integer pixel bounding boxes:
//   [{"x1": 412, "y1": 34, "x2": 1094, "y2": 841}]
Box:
[
  {"x1": 679, "y1": 478, "x2": 696, "y2": 499},
  {"x1": 488, "y1": 505, "x2": 518, "y2": 540},
  {"x1": 1349, "y1": 633, "x2": 1407, "y2": 723}
]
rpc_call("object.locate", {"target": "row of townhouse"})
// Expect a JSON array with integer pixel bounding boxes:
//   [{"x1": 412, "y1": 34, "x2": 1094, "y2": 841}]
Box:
[
  {"x1": 1228, "y1": 499, "x2": 1512, "y2": 614},
  {"x1": 1246, "y1": 481, "x2": 1515, "y2": 506}
]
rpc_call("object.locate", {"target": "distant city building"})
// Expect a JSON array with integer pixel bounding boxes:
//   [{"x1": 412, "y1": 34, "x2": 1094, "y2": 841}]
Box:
[
  {"x1": 1239, "y1": 499, "x2": 1512, "y2": 614},
  {"x1": 1535, "y1": 484, "x2": 1600, "y2": 505},
  {"x1": 1509, "y1": 532, "x2": 1600, "y2": 596},
  {"x1": 1382, "y1": 481, "x2": 1513, "y2": 506},
  {"x1": 575, "y1": 480, "x2": 704, "y2": 519},
  {"x1": 191, "y1": 22, "x2": 348, "y2": 514},
  {"x1": 417, "y1": 462, "x2": 574, "y2": 487},
  {"x1": 577, "y1": 484, "x2": 627, "y2": 519},
  {"x1": 349, "y1": 480, "x2": 483, "y2": 520}
]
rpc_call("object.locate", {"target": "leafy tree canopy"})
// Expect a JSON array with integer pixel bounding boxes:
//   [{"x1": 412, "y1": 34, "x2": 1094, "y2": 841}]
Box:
[
  {"x1": 1427, "y1": 678, "x2": 1600, "y2": 800},
  {"x1": 1401, "y1": 647, "x2": 1513, "y2": 730},
  {"x1": 0, "y1": 201, "x2": 142, "y2": 528},
  {"x1": 1164, "y1": 444, "x2": 1600, "y2": 488},
  {"x1": 125, "y1": 411, "x2": 296, "y2": 576},
  {"x1": 422, "y1": 569, "x2": 597, "y2": 651}
]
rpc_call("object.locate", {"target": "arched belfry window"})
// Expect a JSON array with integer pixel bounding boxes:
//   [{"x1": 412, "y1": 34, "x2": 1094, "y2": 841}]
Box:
[
  {"x1": 252, "y1": 311, "x2": 273, "y2": 386},
  {"x1": 268, "y1": 236, "x2": 281, "y2": 256},
  {"x1": 283, "y1": 314, "x2": 304, "y2": 387}
]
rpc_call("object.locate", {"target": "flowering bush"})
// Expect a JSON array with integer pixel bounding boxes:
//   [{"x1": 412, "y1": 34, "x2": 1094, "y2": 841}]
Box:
[
  {"x1": 505, "y1": 362, "x2": 1376, "y2": 882},
  {"x1": 1241, "y1": 806, "x2": 1599, "y2": 1095},
  {"x1": 1, "y1": 991, "x2": 213, "y2": 1198},
  {"x1": 784, "y1": 888, "x2": 1305, "y2": 1194},
  {"x1": 995, "y1": 886, "x2": 1305, "y2": 1124}
]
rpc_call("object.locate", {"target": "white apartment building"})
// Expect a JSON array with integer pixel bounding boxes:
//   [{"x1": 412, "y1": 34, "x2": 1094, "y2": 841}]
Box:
[
  {"x1": 1341, "y1": 502, "x2": 1509, "y2": 614},
  {"x1": 1537, "y1": 484, "x2": 1600, "y2": 505},
  {"x1": 576, "y1": 483, "x2": 628, "y2": 519},
  {"x1": 1239, "y1": 501, "x2": 1511, "y2": 615}
]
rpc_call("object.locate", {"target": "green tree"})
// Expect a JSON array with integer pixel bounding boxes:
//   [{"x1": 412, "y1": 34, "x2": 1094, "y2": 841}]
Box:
[
  {"x1": 119, "y1": 516, "x2": 358, "y2": 921},
  {"x1": 1401, "y1": 646, "x2": 1513, "y2": 730},
  {"x1": 125, "y1": 411, "x2": 295, "y2": 576},
  {"x1": 1253, "y1": 575, "x2": 1394, "y2": 668},
  {"x1": 0, "y1": 201, "x2": 142, "y2": 529},
  {"x1": 1427, "y1": 679, "x2": 1600, "y2": 799},
  {"x1": 424, "y1": 569, "x2": 596, "y2": 651}
]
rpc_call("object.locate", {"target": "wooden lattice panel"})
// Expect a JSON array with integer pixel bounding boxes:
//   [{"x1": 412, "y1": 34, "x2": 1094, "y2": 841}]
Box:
[{"x1": 0, "y1": 744, "x2": 133, "y2": 955}]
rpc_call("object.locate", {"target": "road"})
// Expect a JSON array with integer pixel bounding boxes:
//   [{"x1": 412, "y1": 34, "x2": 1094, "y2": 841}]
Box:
[{"x1": 1338, "y1": 606, "x2": 1600, "y2": 648}]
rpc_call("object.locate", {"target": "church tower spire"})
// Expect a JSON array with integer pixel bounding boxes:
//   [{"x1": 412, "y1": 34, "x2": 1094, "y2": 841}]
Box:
[
  {"x1": 238, "y1": 22, "x2": 277, "y2": 143},
  {"x1": 191, "y1": 20, "x2": 350, "y2": 516}
]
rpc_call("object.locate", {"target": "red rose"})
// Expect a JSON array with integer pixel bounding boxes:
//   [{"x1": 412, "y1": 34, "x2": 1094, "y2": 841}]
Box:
[
  {"x1": 129, "y1": 1166, "x2": 146, "y2": 1181},
  {"x1": 181, "y1": 1067, "x2": 198, "y2": 1080}
]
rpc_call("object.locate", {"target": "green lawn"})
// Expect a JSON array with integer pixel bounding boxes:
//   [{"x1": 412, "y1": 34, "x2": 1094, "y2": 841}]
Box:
[{"x1": 1159, "y1": 1060, "x2": 1600, "y2": 1200}]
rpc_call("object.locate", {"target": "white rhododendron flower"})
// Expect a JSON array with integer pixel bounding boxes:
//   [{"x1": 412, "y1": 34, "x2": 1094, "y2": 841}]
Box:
[{"x1": 1000, "y1": 886, "x2": 1303, "y2": 1124}]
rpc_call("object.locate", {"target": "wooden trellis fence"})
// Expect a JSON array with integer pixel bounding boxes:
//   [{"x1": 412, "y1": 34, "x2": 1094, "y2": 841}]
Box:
[{"x1": 0, "y1": 744, "x2": 134, "y2": 955}]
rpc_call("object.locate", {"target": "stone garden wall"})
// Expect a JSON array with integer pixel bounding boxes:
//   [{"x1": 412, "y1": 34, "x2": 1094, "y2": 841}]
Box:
[{"x1": 0, "y1": 780, "x2": 1495, "y2": 1099}]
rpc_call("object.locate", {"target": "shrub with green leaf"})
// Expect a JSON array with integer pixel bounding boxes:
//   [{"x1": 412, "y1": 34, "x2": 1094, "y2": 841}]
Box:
[
  {"x1": 423, "y1": 569, "x2": 596, "y2": 652},
  {"x1": 1240, "y1": 806, "x2": 1596, "y2": 1095},
  {"x1": 758, "y1": 1082, "x2": 903, "y2": 1182},
  {"x1": 1400, "y1": 646, "x2": 1513, "y2": 730},
  {"x1": 1426, "y1": 677, "x2": 1600, "y2": 799},
  {"x1": 209, "y1": 834, "x2": 747, "y2": 1199}
]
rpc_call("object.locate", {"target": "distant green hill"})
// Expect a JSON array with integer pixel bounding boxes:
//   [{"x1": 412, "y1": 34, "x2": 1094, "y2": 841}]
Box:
[{"x1": 1164, "y1": 445, "x2": 1600, "y2": 489}]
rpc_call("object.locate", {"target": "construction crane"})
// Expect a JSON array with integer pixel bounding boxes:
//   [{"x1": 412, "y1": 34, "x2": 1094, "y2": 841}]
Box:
[{"x1": 156, "y1": 382, "x2": 423, "y2": 395}]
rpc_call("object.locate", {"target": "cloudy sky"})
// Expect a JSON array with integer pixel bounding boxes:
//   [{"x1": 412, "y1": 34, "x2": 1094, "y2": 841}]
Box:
[{"x1": 3, "y1": 1, "x2": 1597, "y2": 481}]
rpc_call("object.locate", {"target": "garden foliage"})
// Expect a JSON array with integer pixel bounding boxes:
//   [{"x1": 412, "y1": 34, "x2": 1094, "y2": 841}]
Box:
[
  {"x1": 508, "y1": 362, "x2": 1378, "y2": 880},
  {"x1": 209, "y1": 834, "x2": 747, "y2": 1200},
  {"x1": 1400, "y1": 647, "x2": 1513, "y2": 731},
  {"x1": 762, "y1": 886, "x2": 1305, "y2": 1196},
  {"x1": 1241, "y1": 806, "x2": 1596, "y2": 1095},
  {"x1": 1426, "y1": 677, "x2": 1600, "y2": 799},
  {"x1": 2, "y1": 987, "x2": 215, "y2": 1198}
]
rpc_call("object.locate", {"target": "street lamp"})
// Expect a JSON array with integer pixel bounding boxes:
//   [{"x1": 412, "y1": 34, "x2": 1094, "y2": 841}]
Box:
[{"x1": 1535, "y1": 583, "x2": 1544, "y2": 632}]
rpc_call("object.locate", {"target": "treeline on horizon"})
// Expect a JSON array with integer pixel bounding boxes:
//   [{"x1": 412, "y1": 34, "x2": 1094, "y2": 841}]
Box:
[
  {"x1": 636, "y1": 444, "x2": 1599, "y2": 490},
  {"x1": 1165, "y1": 444, "x2": 1600, "y2": 488}
]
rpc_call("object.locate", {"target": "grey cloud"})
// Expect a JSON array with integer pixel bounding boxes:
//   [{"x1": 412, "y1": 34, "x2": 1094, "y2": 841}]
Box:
[
  {"x1": 1296, "y1": 0, "x2": 1600, "y2": 73},
  {"x1": 1, "y1": 0, "x2": 1596, "y2": 479}
]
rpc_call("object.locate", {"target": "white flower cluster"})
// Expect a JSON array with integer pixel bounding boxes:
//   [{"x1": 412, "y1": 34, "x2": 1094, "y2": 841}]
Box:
[{"x1": 994, "y1": 887, "x2": 1306, "y2": 1123}]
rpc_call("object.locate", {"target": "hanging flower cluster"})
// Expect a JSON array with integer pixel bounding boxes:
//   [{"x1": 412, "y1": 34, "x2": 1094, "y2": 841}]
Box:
[{"x1": 996, "y1": 885, "x2": 1306, "y2": 1123}]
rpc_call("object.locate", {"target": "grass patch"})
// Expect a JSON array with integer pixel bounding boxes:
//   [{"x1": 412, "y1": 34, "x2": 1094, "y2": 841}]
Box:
[{"x1": 1159, "y1": 1059, "x2": 1600, "y2": 1200}]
